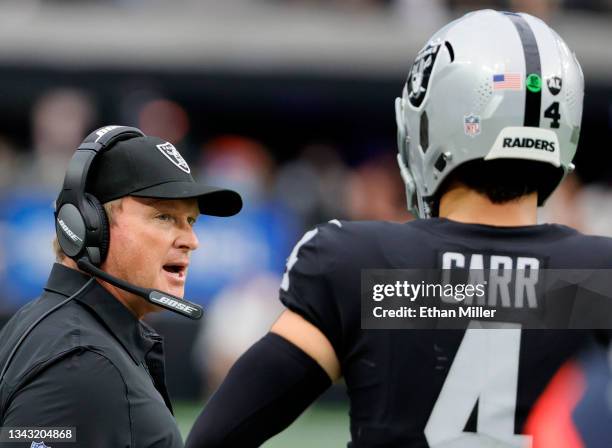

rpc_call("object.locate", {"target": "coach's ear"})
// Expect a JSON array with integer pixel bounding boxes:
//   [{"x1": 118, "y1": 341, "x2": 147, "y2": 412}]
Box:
[{"x1": 270, "y1": 309, "x2": 341, "y2": 381}]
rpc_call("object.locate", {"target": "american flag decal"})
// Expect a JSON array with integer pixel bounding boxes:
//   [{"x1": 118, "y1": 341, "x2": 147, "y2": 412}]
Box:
[{"x1": 493, "y1": 73, "x2": 522, "y2": 90}]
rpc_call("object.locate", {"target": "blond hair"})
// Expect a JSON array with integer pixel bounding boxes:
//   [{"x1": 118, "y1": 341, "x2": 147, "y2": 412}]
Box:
[{"x1": 52, "y1": 198, "x2": 122, "y2": 262}]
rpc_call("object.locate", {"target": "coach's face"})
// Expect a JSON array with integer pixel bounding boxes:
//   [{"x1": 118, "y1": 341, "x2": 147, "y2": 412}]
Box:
[{"x1": 102, "y1": 196, "x2": 200, "y2": 307}]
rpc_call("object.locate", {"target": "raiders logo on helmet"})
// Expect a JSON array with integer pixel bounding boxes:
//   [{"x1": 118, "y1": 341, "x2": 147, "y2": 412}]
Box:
[
  {"x1": 547, "y1": 76, "x2": 562, "y2": 96},
  {"x1": 407, "y1": 41, "x2": 442, "y2": 108}
]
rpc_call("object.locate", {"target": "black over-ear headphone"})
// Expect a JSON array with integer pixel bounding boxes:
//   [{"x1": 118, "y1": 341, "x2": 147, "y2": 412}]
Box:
[{"x1": 54, "y1": 125, "x2": 145, "y2": 266}]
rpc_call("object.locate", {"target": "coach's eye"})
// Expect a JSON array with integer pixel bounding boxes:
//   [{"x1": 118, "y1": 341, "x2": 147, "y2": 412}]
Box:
[{"x1": 156, "y1": 214, "x2": 173, "y2": 222}]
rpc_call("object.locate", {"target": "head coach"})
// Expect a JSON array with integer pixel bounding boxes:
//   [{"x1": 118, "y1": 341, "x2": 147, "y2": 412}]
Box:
[{"x1": 0, "y1": 126, "x2": 241, "y2": 447}]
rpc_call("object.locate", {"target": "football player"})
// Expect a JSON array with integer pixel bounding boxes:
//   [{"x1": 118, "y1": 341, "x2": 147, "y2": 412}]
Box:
[{"x1": 186, "y1": 10, "x2": 612, "y2": 447}]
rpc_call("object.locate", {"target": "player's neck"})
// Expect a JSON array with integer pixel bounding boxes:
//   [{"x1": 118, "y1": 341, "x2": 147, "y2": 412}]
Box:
[{"x1": 439, "y1": 185, "x2": 538, "y2": 227}]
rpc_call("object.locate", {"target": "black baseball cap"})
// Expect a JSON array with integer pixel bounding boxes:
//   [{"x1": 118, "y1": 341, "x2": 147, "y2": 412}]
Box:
[{"x1": 87, "y1": 136, "x2": 242, "y2": 217}]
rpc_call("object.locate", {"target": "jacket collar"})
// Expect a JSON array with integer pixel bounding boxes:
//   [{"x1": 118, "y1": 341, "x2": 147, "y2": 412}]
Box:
[{"x1": 44, "y1": 263, "x2": 158, "y2": 364}]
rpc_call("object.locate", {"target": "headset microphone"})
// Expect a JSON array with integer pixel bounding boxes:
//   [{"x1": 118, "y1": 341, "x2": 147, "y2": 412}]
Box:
[{"x1": 77, "y1": 258, "x2": 203, "y2": 320}]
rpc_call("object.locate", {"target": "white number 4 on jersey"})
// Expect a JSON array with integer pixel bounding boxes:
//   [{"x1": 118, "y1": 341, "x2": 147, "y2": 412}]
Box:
[{"x1": 425, "y1": 321, "x2": 533, "y2": 448}]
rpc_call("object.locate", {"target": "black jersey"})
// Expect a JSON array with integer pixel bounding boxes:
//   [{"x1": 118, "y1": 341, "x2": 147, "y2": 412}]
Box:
[{"x1": 279, "y1": 218, "x2": 612, "y2": 447}]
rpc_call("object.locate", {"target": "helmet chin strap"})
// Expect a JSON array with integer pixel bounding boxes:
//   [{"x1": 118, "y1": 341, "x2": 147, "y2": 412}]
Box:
[{"x1": 416, "y1": 194, "x2": 435, "y2": 219}]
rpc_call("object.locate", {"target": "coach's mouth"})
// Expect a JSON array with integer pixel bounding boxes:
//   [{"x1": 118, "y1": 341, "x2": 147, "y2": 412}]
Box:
[{"x1": 162, "y1": 261, "x2": 188, "y2": 282}]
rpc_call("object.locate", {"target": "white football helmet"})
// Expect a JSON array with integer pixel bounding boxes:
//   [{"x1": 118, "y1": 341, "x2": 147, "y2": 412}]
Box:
[{"x1": 396, "y1": 9, "x2": 584, "y2": 218}]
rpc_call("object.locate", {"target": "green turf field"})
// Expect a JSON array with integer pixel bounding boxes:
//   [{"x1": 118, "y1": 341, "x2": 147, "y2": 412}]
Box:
[{"x1": 175, "y1": 401, "x2": 350, "y2": 447}]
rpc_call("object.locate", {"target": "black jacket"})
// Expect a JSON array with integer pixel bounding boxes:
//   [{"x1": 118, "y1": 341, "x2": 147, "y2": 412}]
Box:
[{"x1": 0, "y1": 263, "x2": 183, "y2": 448}]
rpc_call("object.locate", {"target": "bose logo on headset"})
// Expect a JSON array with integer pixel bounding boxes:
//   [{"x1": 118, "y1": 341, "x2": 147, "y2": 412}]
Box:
[
  {"x1": 95, "y1": 125, "x2": 121, "y2": 143},
  {"x1": 149, "y1": 293, "x2": 199, "y2": 314},
  {"x1": 57, "y1": 218, "x2": 83, "y2": 242}
]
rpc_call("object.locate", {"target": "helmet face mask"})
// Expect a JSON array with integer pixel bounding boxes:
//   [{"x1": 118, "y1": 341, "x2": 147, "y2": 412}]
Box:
[
  {"x1": 395, "y1": 96, "x2": 419, "y2": 215},
  {"x1": 395, "y1": 9, "x2": 585, "y2": 218}
]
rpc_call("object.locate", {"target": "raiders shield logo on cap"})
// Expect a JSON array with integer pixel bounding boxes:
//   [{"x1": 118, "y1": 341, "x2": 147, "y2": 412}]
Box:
[{"x1": 156, "y1": 142, "x2": 191, "y2": 174}]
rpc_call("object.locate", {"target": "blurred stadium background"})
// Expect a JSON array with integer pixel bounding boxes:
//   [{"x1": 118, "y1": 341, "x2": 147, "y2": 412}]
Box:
[{"x1": 0, "y1": 0, "x2": 610, "y2": 445}]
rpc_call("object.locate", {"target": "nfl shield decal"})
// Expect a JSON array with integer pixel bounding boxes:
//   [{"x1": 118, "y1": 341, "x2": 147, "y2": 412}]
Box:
[
  {"x1": 156, "y1": 142, "x2": 191, "y2": 174},
  {"x1": 464, "y1": 114, "x2": 481, "y2": 137}
]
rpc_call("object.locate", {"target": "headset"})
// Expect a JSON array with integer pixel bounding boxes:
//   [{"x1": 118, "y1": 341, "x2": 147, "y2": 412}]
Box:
[
  {"x1": 0, "y1": 126, "x2": 203, "y2": 401},
  {"x1": 55, "y1": 125, "x2": 145, "y2": 266}
]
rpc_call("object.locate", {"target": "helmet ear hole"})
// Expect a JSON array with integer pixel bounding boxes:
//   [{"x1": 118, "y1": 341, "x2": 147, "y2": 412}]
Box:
[
  {"x1": 434, "y1": 154, "x2": 447, "y2": 172},
  {"x1": 420, "y1": 112, "x2": 429, "y2": 153}
]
